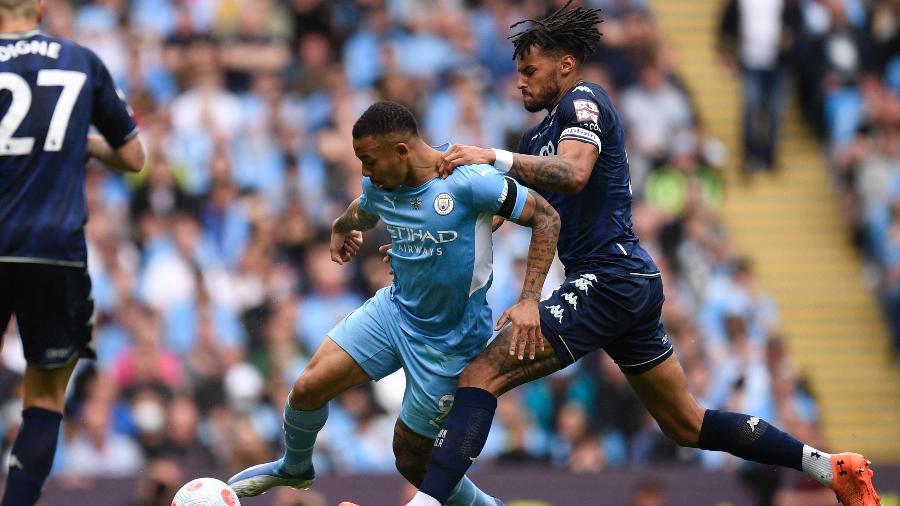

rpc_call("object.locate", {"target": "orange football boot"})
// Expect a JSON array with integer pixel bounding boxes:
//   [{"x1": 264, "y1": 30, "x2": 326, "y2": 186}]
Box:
[{"x1": 830, "y1": 453, "x2": 881, "y2": 506}]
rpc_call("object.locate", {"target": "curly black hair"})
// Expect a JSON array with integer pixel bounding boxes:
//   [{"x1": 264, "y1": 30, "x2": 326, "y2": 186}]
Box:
[
  {"x1": 352, "y1": 101, "x2": 419, "y2": 139},
  {"x1": 509, "y1": 0, "x2": 604, "y2": 62}
]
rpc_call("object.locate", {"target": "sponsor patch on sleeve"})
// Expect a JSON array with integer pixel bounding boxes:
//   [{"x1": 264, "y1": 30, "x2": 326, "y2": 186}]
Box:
[
  {"x1": 573, "y1": 99, "x2": 599, "y2": 113},
  {"x1": 573, "y1": 99, "x2": 600, "y2": 124},
  {"x1": 576, "y1": 109, "x2": 599, "y2": 123},
  {"x1": 559, "y1": 127, "x2": 602, "y2": 153}
]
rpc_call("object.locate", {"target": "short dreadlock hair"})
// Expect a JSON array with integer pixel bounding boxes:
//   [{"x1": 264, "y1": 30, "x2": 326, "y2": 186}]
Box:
[
  {"x1": 352, "y1": 101, "x2": 419, "y2": 140},
  {"x1": 509, "y1": 0, "x2": 603, "y2": 63}
]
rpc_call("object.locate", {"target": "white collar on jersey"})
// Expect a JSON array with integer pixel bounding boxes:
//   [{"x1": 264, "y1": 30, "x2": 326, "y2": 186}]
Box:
[{"x1": 0, "y1": 29, "x2": 41, "y2": 40}]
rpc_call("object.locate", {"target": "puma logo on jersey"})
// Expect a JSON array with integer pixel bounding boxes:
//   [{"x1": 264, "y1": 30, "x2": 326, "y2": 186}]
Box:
[{"x1": 383, "y1": 195, "x2": 396, "y2": 209}]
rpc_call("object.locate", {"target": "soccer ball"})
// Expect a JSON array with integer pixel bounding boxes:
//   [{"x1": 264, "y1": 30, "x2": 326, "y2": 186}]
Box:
[{"x1": 172, "y1": 477, "x2": 241, "y2": 506}]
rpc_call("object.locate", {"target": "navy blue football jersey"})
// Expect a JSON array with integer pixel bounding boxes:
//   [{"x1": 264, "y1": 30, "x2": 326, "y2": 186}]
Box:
[
  {"x1": 0, "y1": 30, "x2": 137, "y2": 266},
  {"x1": 516, "y1": 81, "x2": 658, "y2": 277}
]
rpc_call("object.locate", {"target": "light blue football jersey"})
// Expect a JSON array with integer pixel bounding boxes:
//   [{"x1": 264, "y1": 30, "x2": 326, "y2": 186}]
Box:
[{"x1": 358, "y1": 160, "x2": 528, "y2": 355}]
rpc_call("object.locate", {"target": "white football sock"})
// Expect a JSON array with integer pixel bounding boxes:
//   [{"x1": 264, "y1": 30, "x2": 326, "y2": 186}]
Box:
[
  {"x1": 802, "y1": 445, "x2": 833, "y2": 485},
  {"x1": 407, "y1": 492, "x2": 441, "y2": 506}
]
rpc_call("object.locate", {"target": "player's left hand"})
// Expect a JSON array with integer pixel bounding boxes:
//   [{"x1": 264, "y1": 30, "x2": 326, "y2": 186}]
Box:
[
  {"x1": 495, "y1": 299, "x2": 543, "y2": 360},
  {"x1": 330, "y1": 230, "x2": 363, "y2": 264},
  {"x1": 437, "y1": 144, "x2": 495, "y2": 178}
]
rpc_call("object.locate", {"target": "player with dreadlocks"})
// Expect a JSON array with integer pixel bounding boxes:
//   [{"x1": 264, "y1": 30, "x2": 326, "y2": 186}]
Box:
[{"x1": 399, "y1": 2, "x2": 881, "y2": 505}]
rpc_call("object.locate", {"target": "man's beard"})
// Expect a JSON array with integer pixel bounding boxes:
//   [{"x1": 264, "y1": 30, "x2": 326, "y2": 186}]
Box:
[{"x1": 524, "y1": 79, "x2": 561, "y2": 113}]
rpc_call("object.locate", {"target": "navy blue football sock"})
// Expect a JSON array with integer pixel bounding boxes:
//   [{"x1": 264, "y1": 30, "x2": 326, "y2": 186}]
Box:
[
  {"x1": 420, "y1": 387, "x2": 497, "y2": 503},
  {"x1": 1, "y1": 407, "x2": 63, "y2": 506},
  {"x1": 698, "y1": 409, "x2": 803, "y2": 471}
]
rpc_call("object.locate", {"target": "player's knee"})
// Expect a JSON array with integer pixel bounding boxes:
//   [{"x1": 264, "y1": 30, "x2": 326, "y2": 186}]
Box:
[
  {"x1": 289, "y1": 374, "x2": 326, "y2": 411},
  {"x1": 458, "y1": 360, "x2": 504, "y2": 396},
  {"x1": 393, "y1": 448, "x2": 426, "y2": 486},
  {"x1": 656, "y1": 411, "x2": 702, "y2": 448},
  {"x1": 661, "y1": 423, "x2": 700, "y2": 448}
]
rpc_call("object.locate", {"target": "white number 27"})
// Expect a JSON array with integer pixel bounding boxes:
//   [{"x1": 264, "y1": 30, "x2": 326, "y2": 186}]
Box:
[{"x1": 0, "y1": 70, "x2": 86, "y2": 155}]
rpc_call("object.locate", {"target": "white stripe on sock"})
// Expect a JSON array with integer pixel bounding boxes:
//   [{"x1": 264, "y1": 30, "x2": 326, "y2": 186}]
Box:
[{"x1": 801, "y1": 445, "x2": 833, "y2": 485}]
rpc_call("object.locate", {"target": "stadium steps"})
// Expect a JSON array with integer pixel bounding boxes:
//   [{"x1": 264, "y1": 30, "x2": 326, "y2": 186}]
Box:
[{"x1": 648, "y1": 0, "x2": 900, "y2": 462}]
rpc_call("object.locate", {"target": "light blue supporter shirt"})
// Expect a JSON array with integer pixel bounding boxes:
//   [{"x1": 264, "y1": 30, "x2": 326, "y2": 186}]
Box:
[{"x1": 358, "y1": 158, "x2": 528, "y2": 355}]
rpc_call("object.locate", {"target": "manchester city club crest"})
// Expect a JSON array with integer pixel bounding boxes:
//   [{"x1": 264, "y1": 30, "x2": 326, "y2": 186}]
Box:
[{"x1": 433, "y1": 193, "x2": 454, "y2": 215}]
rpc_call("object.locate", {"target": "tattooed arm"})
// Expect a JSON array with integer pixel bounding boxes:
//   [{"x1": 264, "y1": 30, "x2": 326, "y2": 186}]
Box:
[
  {"x1": 495, "y1": 190, "x2": 561, "y2": 359},
  {"x1": 508, "y1": 190, "x2": 560, "y2": 301},
  {"x1": 507, "y1": 140, "x2": 598, "y2": 194},
  {"x1": 330, "y1": 199, "x2": 380, "y2": 265},
  {"x1": 333, "y1": 198, "x2": 379, "y2": 233},
  {"x1": 436, "y1": 140, "x2": 598, "y2": 194}
]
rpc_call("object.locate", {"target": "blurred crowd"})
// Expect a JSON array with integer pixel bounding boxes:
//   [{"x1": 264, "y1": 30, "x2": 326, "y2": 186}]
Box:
[
  {"x1": 810, "y1": 0, "x2": 900, "y2": 357},
  {"x1": 0, "y1": 0, "x2": 826, "y2": 503},
  {"x1": 718, "y1": 0, "x2": 900, "y2": 357}
]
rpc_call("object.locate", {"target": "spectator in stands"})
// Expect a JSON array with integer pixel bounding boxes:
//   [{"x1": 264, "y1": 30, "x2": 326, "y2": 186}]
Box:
[
  {"x1": 620, "y1": 56, "x2": 695, "y2": 188},
  {"x1": 718, "y1": 0, "x2": 799, "y2": 173}
]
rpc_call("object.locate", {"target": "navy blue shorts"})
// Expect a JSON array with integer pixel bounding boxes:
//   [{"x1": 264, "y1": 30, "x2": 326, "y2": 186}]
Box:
[
  {"x1": 539, "y1": 271, "x2": 672, "y2": 375},
  {"x1": 0, "y1": 263, "x2": 96, "y2": 369}
]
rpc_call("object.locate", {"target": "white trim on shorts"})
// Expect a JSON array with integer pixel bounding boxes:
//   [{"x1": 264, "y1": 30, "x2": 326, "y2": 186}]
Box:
[
  {"x1": 617, "y1": 345, "x2": 673, "y2": 368},
  {"x1": 0, "y1": 256, "x2": 85, "y2": 268},
  {"x1": 554, "y1": 333, "x2": 577, "y2": 363},
  {"x1": 628, "y1": 272, "x2": 662, "y2": 278}
]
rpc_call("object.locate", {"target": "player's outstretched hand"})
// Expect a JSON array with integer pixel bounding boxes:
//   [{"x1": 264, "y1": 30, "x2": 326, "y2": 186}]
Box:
[
  {"x1": 378, "y1": 243, "x2": 394, "y2": 275},
  {"x1": 378, "y1": 243, "x2": 391, "y2": 263},
  {"x1": 437, "y1": 144, "x2": 495, "y2": 178},
  {"x1": 495, "y1": 299, "x2": 543, "y2": 360},
  {"x1": 330, "y1": 230, "x2": 363, "y2": 265}
]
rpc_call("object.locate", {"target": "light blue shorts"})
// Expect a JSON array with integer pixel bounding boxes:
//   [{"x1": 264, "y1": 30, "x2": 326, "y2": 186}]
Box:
[{"x1": 328, "y1": 287, "x2": 484, "y2": 439}]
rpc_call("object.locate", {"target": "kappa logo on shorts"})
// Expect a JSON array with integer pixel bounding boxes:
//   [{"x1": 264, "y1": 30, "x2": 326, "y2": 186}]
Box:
[
  {"x1": 573, "y1": 276, "x2": 594, "y2": 294},
  {"x1": 545, "y1": 304, "x2": 565, "y2": 324},
  {"x1": 562, "y1": 292, "x2": 578, "y2": 310}
]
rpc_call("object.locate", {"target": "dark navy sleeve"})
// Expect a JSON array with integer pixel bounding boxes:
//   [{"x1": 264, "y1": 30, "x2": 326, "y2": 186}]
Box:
[
  {"x1": 556, "y1": 87, "x2": 607, "y2": 154},
  {"x1": 87, "y1": 49, "x2": 137, "y2": 148}
]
